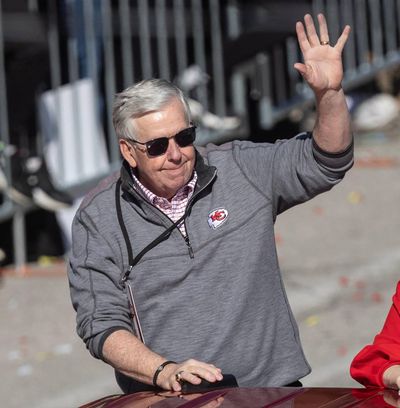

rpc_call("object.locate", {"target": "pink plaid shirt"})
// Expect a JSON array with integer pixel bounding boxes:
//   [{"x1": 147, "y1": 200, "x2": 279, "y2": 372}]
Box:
[{"x1": 131, "y1": 170, "x2": 197, "y2": 236}]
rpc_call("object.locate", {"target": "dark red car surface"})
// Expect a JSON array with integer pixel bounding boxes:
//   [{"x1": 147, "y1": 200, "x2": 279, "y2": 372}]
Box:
[{"x1": 79, "y1": 387, "x2": 399, "y2": 408}]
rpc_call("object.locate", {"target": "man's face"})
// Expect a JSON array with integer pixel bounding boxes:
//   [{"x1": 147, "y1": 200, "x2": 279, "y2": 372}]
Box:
[{"x1": 119, "y1": 98, "x2": 196, "y2": 200}]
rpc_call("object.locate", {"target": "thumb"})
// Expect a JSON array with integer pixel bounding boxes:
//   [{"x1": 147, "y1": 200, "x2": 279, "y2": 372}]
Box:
[{"x1": 294, "y1": 62, "x2": 308, "y2": 77}]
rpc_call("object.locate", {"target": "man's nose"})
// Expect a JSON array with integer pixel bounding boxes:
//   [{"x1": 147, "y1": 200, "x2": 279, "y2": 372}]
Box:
[{"x1": 166, "y1": 137, "x2": 182, "y2": 161}]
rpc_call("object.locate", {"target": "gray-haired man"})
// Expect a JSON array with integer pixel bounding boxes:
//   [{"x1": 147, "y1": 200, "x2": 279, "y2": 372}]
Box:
[{"x1": 68, "y1": 14, "x2": 353, "y2": 393}]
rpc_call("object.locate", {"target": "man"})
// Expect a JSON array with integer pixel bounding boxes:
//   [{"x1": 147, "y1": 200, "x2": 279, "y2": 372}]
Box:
[{"x1": 68, "y1": 14, "x2": 353, "y2": 393}]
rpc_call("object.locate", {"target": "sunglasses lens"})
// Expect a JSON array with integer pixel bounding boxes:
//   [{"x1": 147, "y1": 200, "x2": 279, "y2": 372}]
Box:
[
  {"x1": 145, "y1": 127, "x2": 196, "y2": 156},
  {"x1": 147, "y1": 138, "x2": 169, "y2": 156},
  {"x1": 175, "y1": 127, "x2": 196, "y2": 147}
]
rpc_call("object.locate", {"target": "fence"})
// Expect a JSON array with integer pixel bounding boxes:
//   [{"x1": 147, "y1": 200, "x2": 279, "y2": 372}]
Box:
[{"x1": 1, "y1": 0, "x2": 400, "y2": 267}]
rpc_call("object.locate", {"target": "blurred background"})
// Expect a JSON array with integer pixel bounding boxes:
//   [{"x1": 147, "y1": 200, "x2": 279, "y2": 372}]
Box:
[{"x1": 0, "y1": 0, "x2": 399, "y2": 407}]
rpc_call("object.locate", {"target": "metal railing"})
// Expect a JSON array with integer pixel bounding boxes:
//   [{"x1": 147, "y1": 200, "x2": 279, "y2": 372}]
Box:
[
  {"x1": 232, "y1": 0, "x2": 400, "y2": 129},
  {"x1": 39, "y1": 0, "x2": 236, "y2": 192},
  {"x1": 1, "y1": 0, "x2": 400, "y2": 267}
]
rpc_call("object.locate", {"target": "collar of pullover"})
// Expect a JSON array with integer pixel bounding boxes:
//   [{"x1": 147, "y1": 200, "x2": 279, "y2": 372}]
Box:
[{"x1": 120, "y1": 150, "x2": 217, "y2": 203}]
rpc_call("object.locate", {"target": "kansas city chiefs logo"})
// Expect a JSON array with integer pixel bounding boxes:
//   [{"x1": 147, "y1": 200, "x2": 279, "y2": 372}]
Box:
[{"x1": 208, "y1": 208, "x2": 228, "y2": 230}]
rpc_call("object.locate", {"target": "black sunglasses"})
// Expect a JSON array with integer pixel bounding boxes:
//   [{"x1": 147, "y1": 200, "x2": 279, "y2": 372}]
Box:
[{"x1": 130, "y1": 126, "x2": 196, "y2": 157}]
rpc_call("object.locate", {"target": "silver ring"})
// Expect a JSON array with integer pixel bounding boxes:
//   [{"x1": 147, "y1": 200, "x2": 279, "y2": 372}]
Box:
[
  {"x1": 320, "y1": 40, "x2": 330, "y2": 46},
  {"x1": 175, "y1": 371, "x2": 184, "y2": 382}
]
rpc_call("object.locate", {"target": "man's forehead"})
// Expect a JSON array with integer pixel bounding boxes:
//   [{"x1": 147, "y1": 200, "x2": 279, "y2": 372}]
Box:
[
  {"x1": 132, "y1": 101, "x2": 186, "y2": 134},
  {"x1": 135, "y1": 97, "x2": 184, "y2": 118},
  {"x1": 147, "y1": 110, "x2": 167, "y2": 122}
]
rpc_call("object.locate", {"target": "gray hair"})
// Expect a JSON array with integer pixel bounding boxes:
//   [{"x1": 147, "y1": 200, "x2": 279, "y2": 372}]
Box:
[{"x1": 112, "y1": 78, "x2": 192, "y2": 141}]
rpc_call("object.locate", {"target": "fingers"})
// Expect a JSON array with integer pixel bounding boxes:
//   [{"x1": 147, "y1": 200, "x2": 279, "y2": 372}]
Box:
[
  {"x1": 176, "y1": 370, "x2": 202, "y2": 385},
  {"x1": 173, "y1": 360, "x2": 222, "y2": 391},
  {"x1": 297, "y1": 13, "x2": 350, "y2": 50},
  {"x1": 335, "y1": 25, "x2": 351, "y2": 52},
  {"x1": 304, "y1": 14, "x2": 320, "y2": 47},
  {"x1": 293, "y1": 62, "x2": 307, "y2": 77},
  {"x1": 296, "y1": 21, "x2": 311, "y2": 54},
  {"x1": 317, "y1": 13, "x2": 330, "y2": 44},
  {"x1": 176, "y1": 360, "x2": 223, "y2": 384},
  {"x1": 296, "y1": 14, "x2": 323, "y2": 51},
  {"x1": 159, "y1": 359, "x2": 223, "y2": 392}
]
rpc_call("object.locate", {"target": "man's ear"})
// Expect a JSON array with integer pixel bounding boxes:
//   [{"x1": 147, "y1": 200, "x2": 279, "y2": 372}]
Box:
[{"x1": 119, "y1": 139, "x2": 137, "y2": 168}]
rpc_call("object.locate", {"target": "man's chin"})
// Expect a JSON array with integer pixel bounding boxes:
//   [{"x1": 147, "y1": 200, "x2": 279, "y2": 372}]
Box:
[
  {"x1": 161, "y1": 179, "x2": 188, "y2": 198},
  {"x1": 166, "y1": 181, "x2": 185, "y2": 194}
]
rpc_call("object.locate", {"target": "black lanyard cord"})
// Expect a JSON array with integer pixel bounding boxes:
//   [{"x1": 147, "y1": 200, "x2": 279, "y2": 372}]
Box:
[{"x1": 115, "y1": 178, "x2": 187, "y2": 286}]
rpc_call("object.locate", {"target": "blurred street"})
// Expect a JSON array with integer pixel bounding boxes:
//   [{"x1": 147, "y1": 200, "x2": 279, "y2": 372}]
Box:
[
  {"x1": 278, "y1": 120, "x2": 400, "y2": 388},
  {"x1": 1, "y1": 122, "x2": 400, "y2": 407}
]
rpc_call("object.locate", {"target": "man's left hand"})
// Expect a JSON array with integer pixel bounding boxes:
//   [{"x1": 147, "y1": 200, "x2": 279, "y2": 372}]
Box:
[{"x1": 294, "y1": 13, "x2": 351, "y2": 96}]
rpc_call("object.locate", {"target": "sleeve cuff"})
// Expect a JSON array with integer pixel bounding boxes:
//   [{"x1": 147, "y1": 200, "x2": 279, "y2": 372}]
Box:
[
  {"x1": 312, "y1": 137, "x2": 354, "y2": 171},
  {"x1": 98, "y1": 326, "x2": 133, "y2": 360}
]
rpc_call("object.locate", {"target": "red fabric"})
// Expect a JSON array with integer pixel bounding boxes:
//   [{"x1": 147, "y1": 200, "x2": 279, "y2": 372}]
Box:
[{"x1": 350, "y1": 281, "x2": 400, "y2": 387}]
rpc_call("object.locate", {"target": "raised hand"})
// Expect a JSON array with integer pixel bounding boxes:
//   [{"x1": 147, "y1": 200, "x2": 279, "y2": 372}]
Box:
[{"x1": 294, "y1": 13, "x2": 351, "y2": 95}]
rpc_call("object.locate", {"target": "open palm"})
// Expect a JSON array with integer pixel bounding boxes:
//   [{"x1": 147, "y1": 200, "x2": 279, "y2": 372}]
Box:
[{"x1": 294, "y1": 14, "x2": 351, "y2": 94}]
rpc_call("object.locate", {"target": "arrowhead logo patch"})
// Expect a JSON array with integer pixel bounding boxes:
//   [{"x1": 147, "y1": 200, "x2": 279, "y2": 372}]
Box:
[{"x1": 208, "y1": 208, "x2": 228, "y2": 230}]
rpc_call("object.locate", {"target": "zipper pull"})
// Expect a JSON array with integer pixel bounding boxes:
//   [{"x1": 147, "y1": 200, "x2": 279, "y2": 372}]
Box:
[{"x1": 185, "y1": 236, "x2": 194, "y2": 258}]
